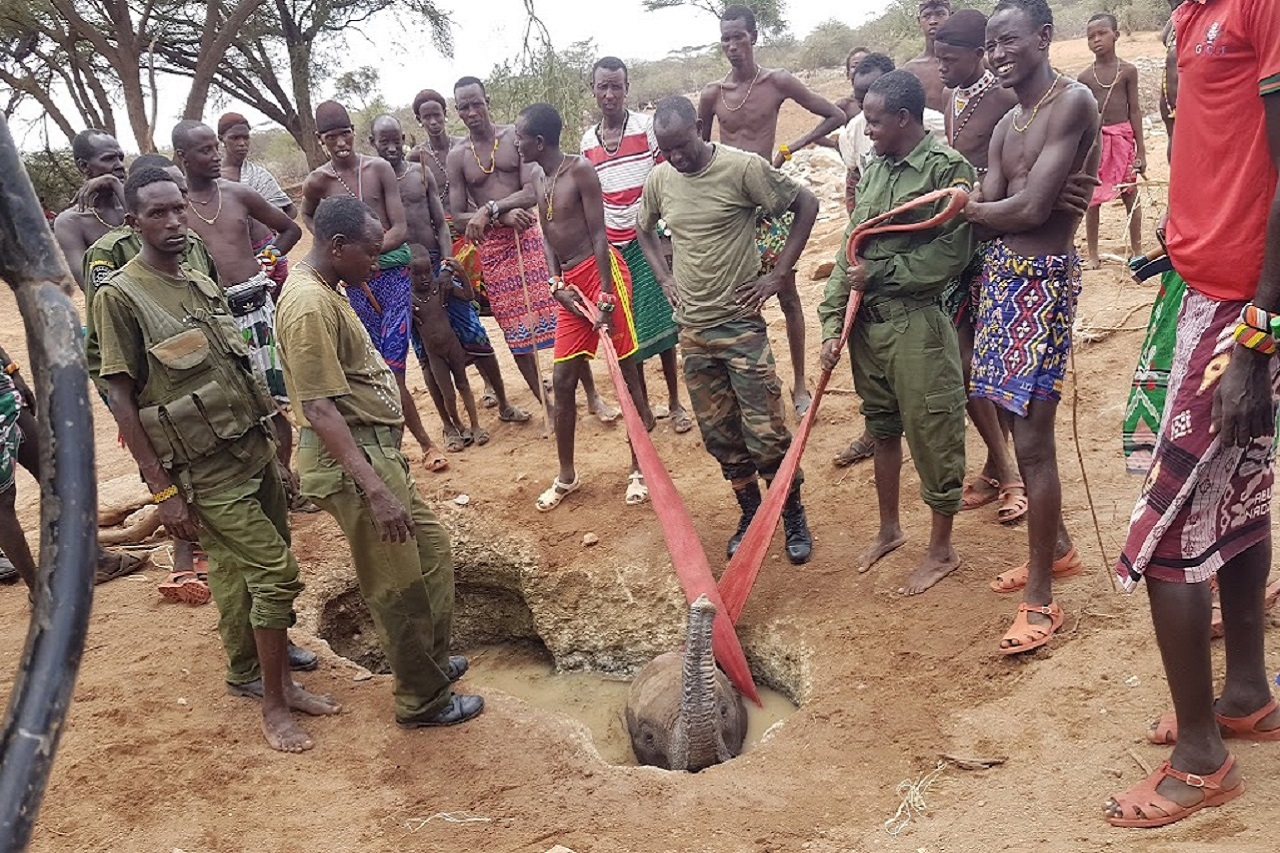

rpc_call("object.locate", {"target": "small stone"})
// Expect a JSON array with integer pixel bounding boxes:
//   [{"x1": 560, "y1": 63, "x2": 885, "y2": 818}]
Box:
[
  {"x1": 352, "y1": 671, "x2": 373, "y2": 682},
  {"x1": 454, "y1": 494, "x2": 471, "y2": 506},
  {"x1": 975, "y1": 801, "x2": 986, "y2": 808},
  {"x1": 582, "y1": 532, "x2": 599, "y2": 547},
  {"x1": 1124, "y1": 675, "x2": 1140, "y2": 688},
  {"x1": 515, "y1": 472, "x2": 528, "y2": 482},
  {"x1": 811, "y1": 260, "x2": 836, "y2": 280},
  {"x1": 176, "y1": 697, "x2": 188, "y2": 706}
]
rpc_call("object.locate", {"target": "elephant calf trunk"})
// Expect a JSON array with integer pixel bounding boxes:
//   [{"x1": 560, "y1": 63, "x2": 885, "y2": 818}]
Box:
[{"x1": 671, "y1": 594, "x2": 728, "y2": 772}]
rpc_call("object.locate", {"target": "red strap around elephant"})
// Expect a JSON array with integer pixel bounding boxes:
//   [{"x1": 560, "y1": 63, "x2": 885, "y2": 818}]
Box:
[{"x1": 717, "y1": 187, "x2": 970, "y2": 624}]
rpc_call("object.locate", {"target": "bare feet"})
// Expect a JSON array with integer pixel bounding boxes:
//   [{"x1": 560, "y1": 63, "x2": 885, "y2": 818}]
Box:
[
  {"x1": 588, "y1": 393, "x2": 619, "y2": 424},
  {"x1": 1085, "y1": 255, "x2": 1102, "y2": 270},
  {"x1": 286, "y1": 683, "x2": 342, "y2": 716},
  {"x1": 857, "y1": 529, "x2": 906, "y2": 573},
  {"x1": 899, "y1": 548, "x2": 961, "y2": 595},
  {"x1": 792, "y1": 387, "x2": 812, "y2": 418},
  {"x1": 261, "y1": 707, "x2": 314, "y2": 753}
]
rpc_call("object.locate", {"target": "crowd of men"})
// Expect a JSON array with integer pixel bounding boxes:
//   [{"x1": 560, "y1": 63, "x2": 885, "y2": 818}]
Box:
[{"x1": 0, "y1": 0, "x2": 1277, "y2": 830}]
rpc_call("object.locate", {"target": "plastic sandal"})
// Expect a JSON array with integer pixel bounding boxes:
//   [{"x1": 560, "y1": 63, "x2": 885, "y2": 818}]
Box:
[
  {"x1": 998, "y1": 601, "x2": 1064, "y2": 655},
  {"x1": 990, "y1": 548, "x2": 1083, "y2": 593},
  {"x1": 1148, "y1": 697, "x2": 1280, "y2": 745},
  {"x1": 625, "y1": 472, "x2": 649, "y2": 506},
  {"x1": 536, "y1": 475, "x2": 580, "y2": 512},
  {"x1": 1105, "y1": 755, "x2": 1242, "y2": 828}
]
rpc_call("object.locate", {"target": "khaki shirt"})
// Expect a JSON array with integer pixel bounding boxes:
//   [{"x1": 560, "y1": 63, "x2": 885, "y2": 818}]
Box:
[
  {"x1": 819, "y1": 133, "x2": 975, "y2": 341},
  {"x1": 92, "y1": 257, "x2": 274, "y2": 497},
  {"x1": 637, "y1": 145, "x2": 801, "y2": 330},
  {"x1": 275, "y1": 265, "x2": 403, "y2": 429}
]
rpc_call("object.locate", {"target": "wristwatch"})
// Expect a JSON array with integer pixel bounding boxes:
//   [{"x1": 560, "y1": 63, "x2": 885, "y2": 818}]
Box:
[{"x1": 486, "y1": 200, "x2": 500, "y2": 218}]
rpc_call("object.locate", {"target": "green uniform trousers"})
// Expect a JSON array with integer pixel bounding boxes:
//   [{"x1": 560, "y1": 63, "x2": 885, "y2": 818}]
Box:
[
  {"x1": 193, "y1": 463, "x2": 302, "y2": 686},
  {"x1": 680, "y1": 316, "x2": 800, "y2": 485},
  {"x1": 851, "y1": 297, "x2": 967, "y2": 515},
  {"x1": 297, "y1": 425, "x2": 455, "y2": 720}
]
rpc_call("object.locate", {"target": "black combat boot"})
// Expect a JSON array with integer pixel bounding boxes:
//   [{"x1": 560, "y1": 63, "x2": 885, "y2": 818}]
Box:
[
  {"x1": 726, "y1": 481, "x2": 762, "y2": 558},
  {"x1": 782, "y1": 487, "x2": 812, "y2": 565}
]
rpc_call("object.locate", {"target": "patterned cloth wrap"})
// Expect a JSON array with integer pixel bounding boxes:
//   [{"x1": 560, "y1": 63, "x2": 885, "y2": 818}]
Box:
[
  {"x1": 0, "y1": 372, "x2": 22, "y2": 492},
  {"x1": 553, "y1": 246, "x2": 639, "y2": 363},
  {"x1": 1122, "y1": 270, "x2": 1187, "y2": 474},
  {"x1": 473, "y1": 223, "x2": 557, "y2": 356},
  {"x1": 347, "y1": 262, "x2": 413, "y2": 374},
  {"x1": 225, "y1": 271, "x2": 288, "y2": 404},
  {"x1": 620, "y1": 239, "x2": 677, "y2": 361},
  {"x1": 1116, "y1": 289, "x2": 1280, "y2": 591},
  {"x1": 970, "y1": 240, "x2": 1082, "y2": 417},
  {"x1": 754, "y1": 209, "x2": 795, "y2": 273},
  {"x1": 1091, "y1": 123, "x2": 1138, "y2": 207}
]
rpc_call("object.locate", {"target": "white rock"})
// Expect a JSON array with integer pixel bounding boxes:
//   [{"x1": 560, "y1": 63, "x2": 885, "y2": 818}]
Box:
[
  {"x1": 454, "y1": 494, "x2": 471, "y2": 506},
  {"x1": 582, "y1": 532, "x2": 599, "y2": 547}
]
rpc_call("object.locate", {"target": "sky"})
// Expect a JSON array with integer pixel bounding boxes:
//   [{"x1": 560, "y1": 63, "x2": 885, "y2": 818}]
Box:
[{"x1": 11, "y1": 0, "x2": 889, "y2": 151}]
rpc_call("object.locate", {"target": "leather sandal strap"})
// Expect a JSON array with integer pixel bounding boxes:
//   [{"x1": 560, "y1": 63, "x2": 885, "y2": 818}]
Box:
[{"x1": 1163, "y1": 755, "x2": 1234, "y2": 790}]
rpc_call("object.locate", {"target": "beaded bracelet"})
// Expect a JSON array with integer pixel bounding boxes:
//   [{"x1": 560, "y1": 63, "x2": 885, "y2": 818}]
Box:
[
  {"x1": 1233, "y1": 322, "x2": 1279, "y2": 355},
  {"x1": 3, "y1": 361, "x2": 19, "y2": 375},
  {"x1": 597, "y1": 291, "x2": 617, "y2": 313},
  {"x1": 1241, "y1": 303, "x2": 1274, "y2": 333},
  {"x1": 779, "y1": 144, "x2": 793, "y2": 161},
  {"x1": 151, "y1": 484, "x2": 179, "y2": 504},
  {"x1": 548, "y1": 276, "x2": 566, "y2": 292}
]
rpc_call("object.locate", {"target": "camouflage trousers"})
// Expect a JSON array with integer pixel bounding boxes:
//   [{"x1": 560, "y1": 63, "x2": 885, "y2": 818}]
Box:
[{"x1": 680, "y1": 316, "x2": 800, "y2": 484}]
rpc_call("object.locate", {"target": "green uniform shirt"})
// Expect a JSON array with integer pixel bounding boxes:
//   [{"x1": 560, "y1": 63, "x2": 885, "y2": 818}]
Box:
[
  {"x1": 83, "y1": 227, "x2": 219, "y2": 383},
  {"x1": 92, "y1": 256, "x2": 274, "y2": 498},
  {"x1": 275, "y1": 265, "x2": 404, "y2": 429},
  {"x1": 818, "y1": 133, "x2": 976, "y2": 341},
  {"x1": 637, "y1": 144, "x2": 801, "y2": 330}
]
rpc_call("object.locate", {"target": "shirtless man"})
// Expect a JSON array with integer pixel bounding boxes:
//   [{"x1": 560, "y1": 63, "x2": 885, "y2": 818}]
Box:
[
  {"x1": 1079, "y1": 12, "x2": 1146, "y2": 267},
  {"x1": 172, "y1": 120, "x2": 302, "y2": 476},
  {"x1": 515, "y1": 103, "x2": 654, "y2": 512},
  {"x1": 963, "y1": 0, "x2": 1100, "y2": 655},
  {"x1": 698, "y1": 4, "x2": 845, "y2": 417},
  {"x1": 218, "y1": 113, "x2": 297, "y2": 293},
  {"x1": 836, "y1": 47, "x2": 872, "y2": 120},
  {"x1": 447, "y1": 76, "x2": 610, "y2": 422},
  {"x1": 933, "y1": 10, "x2": 1024, "y2": 525},
  {"x1": 53, "y1": 129, "x2": 127, "y2": 291},
  {"x1": 370, "y1": 113, "x2": 526, "y2": 446},
  {"x1": 411, "y1": 90, "x2": 460, "y2": 212},
  {"x1": 902, "y1": 0, "x2": 953, "y2": 113},
  {"x1": 301, "y1": 101, "x2": 447, "y2": 471}
]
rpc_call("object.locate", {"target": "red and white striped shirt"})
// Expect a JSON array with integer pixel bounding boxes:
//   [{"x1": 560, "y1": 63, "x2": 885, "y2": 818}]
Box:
[{"x1": 581, "y1": 110, "x2": 659, "y2": 246}]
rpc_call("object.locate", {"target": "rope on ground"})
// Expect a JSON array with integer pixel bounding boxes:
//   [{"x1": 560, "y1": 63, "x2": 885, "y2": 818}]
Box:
[
  {"x1": 883, "y1": 761, "x2": 947, "y2": 837},
  {"x1": 406, "y1": 812, "x2": 493, "y2": 832},
  {"x1": 1074, "y1": 300, "x2": 1155, "y2": 342}
]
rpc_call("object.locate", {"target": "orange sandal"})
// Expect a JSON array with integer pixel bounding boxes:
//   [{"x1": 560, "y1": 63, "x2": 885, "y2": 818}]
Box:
[
  {"x1": 158, "y1": 570, "x2": 212, "y2": 606},
  {"x1": 1148, "y1": 697, "x2": 1280, "y2": 745},
  {"x1": 990, "y1": 548, "x2": 1083, "y2": 593},
  {"x1": 996, "y1": 481, "x2": 1028, "y2": 524},
  {"x1": 961, "y1": 476, "x2": 1000, "y2": 511},
  {"x1": 998, "y1": 601, "x2": 1063, "y2": 655},
  {"x1": 1105, "y1": 755, "x2": 1243, "y2": 828}
]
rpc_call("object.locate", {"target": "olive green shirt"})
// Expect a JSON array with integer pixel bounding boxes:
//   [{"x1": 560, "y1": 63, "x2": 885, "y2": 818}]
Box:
[
  {"x1": 83, "y1": 227, "x2": 218, "y2": 384},
  {"x1": 637, "y1": 144, "x2": 801, "y2": 330},
  {"x1": 818, "y1": 133, "x2": 976, "y2": 341},
  {"x1": 91, "y1": 256, "x2": 275, "y2": 497},
  {"x1": 275, "y1": 265, "x2": 404, "y2": 429}
]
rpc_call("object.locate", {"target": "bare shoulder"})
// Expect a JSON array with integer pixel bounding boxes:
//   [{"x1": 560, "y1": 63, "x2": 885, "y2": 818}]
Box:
[
  {"x1": 767, "y1": 67, "x2": 807, "y2": 94},
  {"x1": 301, "y1": 167, "x2": 327, "y2": 197},
  {"x1": 1059, "y1": 79, "x2": 1100, "y2": 115},
  {"x1": 698, "y1": 82, "x2": 720, "y2": 105},
  {"x1": 1119, "y1": 58, "x2": 1139, "y2": 75},
  {"x1": 367, "y1": 157, "x2": 397, "y2": 180},
  {"x1": 570, "y1": 155, "x2": 600, "y2": 186}
]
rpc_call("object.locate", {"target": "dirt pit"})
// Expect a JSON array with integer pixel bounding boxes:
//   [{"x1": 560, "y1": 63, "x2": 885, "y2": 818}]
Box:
[{"x1": 310, "y1": 539, "x2": 798, "y2": 767}]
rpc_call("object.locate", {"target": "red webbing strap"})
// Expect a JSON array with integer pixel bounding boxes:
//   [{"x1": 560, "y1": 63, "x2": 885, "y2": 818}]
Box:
[
  {"x1": 573, "y1": 288, "x2": 761, "y2": 706},
  {"x1": 717, "y1": 187, "x2": 971, "y2": 624}
]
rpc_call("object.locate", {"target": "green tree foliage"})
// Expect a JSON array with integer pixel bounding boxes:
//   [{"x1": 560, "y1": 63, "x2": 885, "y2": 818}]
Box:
[
  {"x1": 641, "y1": 0, "x2": 788, "y2": 42},
  {"x1": 21, "y1": 148, "x2": 81, "y2": 211},
  {"x1": 485, "y1": 39, "x2": 598, "y2": 130}
]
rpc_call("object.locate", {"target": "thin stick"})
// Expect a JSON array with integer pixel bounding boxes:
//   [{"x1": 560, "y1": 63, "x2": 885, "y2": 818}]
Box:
[
  {"x1": 512, "y1": 229, "x2": 551, "y2": 434},
  {"x1": 1126, "y1": 747, "x2": 1152, "y2": 776},
  {"x1": 1069, "y1": 338, "x2": 1119, "y2": 592}
]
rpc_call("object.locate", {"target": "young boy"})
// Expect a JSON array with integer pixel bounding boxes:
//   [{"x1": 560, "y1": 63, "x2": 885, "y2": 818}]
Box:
[
  {"x1": 818, "y1": 71, "x2": 975, "y2": 595},
  {"x1": 1079, "y1": 12, "x2": 1145, "y2": 267},
  {"x1": 408, "y1": 244, "x2": 488, "y2": 448},
  {"x1": 513, "y1": 103, "x2": 654, "y2": 511}
]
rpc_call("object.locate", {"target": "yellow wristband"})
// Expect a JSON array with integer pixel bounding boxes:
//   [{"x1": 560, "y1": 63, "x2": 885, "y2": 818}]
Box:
[
  {"x1": 779, "y1": 144, "x2": 793, "y2": 161},
  {"x1": 3, "y1": 362, "x2": 18, "y2": 375},
  {"x1": 152, "y1": 485, "x2": 179, "y2": 504}
]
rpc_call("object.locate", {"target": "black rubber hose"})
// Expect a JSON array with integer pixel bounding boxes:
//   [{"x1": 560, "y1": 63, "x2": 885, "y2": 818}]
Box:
[{"x1": 0, "y1": 116, "x2": 98, "y2": 851}]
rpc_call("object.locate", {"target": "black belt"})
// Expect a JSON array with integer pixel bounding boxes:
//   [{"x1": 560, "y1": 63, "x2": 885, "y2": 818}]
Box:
[{"x1": 858, "y1": 297, "x2": 937, "y2": 324}]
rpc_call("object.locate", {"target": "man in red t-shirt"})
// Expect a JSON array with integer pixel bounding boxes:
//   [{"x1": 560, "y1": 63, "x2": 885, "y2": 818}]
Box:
[{"x1": 1105, "y1": 0, "x2": 1280, "y2": 829}]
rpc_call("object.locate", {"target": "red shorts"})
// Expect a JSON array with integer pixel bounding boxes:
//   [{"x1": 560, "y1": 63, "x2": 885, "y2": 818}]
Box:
[{"x1": 553, "y1": 247, "x2": 639, "y2": 362}]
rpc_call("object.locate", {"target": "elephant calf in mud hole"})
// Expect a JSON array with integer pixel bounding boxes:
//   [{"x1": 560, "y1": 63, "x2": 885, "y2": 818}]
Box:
[{"x1": 625, "y1": 595, "x2": 747, "y2": 771}]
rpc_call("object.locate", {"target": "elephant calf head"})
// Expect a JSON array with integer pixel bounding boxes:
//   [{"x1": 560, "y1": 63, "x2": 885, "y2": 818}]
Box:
[{"x1": 624, "y1": 595, "x2": 747, "y2": 771}]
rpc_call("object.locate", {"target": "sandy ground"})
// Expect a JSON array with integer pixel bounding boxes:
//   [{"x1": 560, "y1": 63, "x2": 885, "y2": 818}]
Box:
[{"x1": 5, "y1": 29, "x2": 1279, "y2": 853}]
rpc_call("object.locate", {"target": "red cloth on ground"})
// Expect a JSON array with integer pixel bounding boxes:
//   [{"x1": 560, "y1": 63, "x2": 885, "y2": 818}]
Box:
[{"x1": 553, "y1": 247, "x2": 638, "y2": 362}]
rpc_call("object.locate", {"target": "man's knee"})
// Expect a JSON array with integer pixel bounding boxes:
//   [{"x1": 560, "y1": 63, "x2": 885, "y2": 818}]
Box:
[{"x1": 864, "y1": 412, "x2": 904, "y2": 442}]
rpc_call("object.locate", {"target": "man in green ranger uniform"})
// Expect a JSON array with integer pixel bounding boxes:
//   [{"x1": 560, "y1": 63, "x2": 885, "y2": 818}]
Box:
[
  {"x1": 819, "y1": 71, "x2": 975, "y2": 596},
  {"x1": 91, "y1": 166, "x2": 340, "y2": 753},
  {"x1": 276, "y1": 195, "x2": 483, "y2": 729}
]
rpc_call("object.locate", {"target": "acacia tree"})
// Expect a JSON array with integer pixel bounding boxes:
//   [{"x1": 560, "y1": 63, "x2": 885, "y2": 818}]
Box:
[
  {"x1": 159, "y1": 0, "x2": 452, "y2": 167},
  {"x1": 641, "y1": 0, "x2": 788, "y2": 41},
  {"x1": 0, "y1": 0, "x2": 266, "y2": 151}
]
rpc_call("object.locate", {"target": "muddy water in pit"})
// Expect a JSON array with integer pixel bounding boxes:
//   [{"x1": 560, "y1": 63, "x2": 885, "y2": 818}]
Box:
[{"x1": 464, "y1": 644, "x2": 796, "y2": 766}]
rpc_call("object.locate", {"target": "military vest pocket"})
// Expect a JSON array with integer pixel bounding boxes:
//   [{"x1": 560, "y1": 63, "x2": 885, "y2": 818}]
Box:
[
  {"x1": 139, "y1": 405, "x2": 178, "y2": 464},
  {"x1": 149, "y1": 328, "x2": 210, "y2": 371},
  {"x1": 212, "y1": 314, "x2": 252, "y2": 359},
  {"x1": 147, "y1": 380, "x2": 258, "y2": 463}
]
